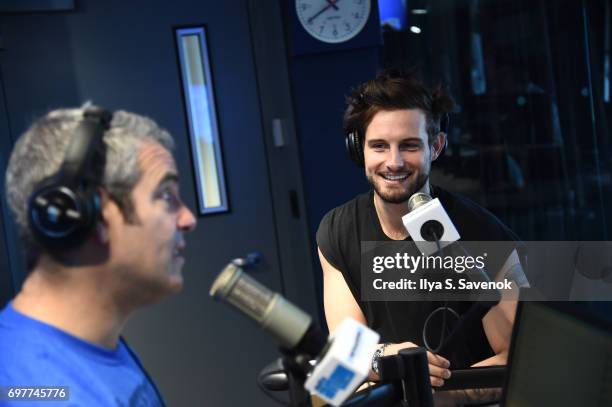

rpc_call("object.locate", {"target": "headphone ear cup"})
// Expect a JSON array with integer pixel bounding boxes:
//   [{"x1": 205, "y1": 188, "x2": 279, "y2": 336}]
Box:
[
  {"x1": 26, "y1": 107, "x2": 109, "y2": 253},
  {"x1": 28, "y1": 179, "x2": 101, "y2": 251},
  {"x1": 438, "y1": 113, "x2": 450, "y2": 155},
  {"x1": 440, "y1": 113, "x2": 450, "y2": 135},
  {"x1": 345, "y1": 131, "x2": 365, "y2": 167}
]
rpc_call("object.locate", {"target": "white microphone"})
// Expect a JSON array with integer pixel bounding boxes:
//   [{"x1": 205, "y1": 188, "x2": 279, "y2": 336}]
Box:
[
  {"x1": 402, "y1": 192, "x2": 461, "y2": 256},
  {"x1": 210, "y1": 262, "x2": 379, "y2": 406},
  {"x1": 304, "y1": 317, "x2": 379, "y2": 406}
]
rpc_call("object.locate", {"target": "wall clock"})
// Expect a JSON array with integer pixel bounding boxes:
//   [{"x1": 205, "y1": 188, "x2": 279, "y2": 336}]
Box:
[{"x1": 295, "y1": 0, "x2": 372, "y2": 44}]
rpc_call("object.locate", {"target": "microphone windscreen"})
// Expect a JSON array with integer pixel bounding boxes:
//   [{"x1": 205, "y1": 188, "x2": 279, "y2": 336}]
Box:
[
  {"x1": 210, "y1": 262, "x2": 313, "y2": 351},
  {"x1": 210, "y1": 262, "x2": 274, "y2": 323},
  {"x1": 407, "y1": 192, "x2": 433, "y2": 212},
  {"x1": 398, "y1": 348, "x2": 434, "y2": 407}
]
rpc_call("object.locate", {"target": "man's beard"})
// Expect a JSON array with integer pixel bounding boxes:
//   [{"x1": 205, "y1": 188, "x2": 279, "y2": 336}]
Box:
[{"x1": 367, "y1": 171, "x2": 429, "y2": 204}]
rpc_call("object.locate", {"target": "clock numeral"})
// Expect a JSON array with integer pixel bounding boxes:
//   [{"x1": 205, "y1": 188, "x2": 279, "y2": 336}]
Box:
[
  {"x1": 320, "y1": 25, "x2": 325, "y2": 34},
  {"x1": 353, "y1": 12, "x2": 361, "y2": 19},
  {"x1": 300, "y1": 3, "x2": 311, "y2": 11},
  {"x1": 354, "y1": 0, "x2": 363, "y2": 4},
  {"x1": 345, "y1": 22, "x2": 351, "y2": 32},
  {"x1": 333, "y1": 25, "x2": 338, "y2": 37}
]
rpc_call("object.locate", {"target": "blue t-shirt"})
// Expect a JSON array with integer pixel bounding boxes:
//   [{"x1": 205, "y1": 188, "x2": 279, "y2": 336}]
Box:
[{"x1": 0, "y1": 302, "x2": 164, "y2": 406}]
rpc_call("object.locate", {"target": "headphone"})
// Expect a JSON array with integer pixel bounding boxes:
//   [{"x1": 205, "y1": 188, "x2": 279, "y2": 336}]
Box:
[
  {"x1": 345, "y1": 113, "x2": 450, "y2": 167},
  {"x1": 28, "y1": 107, "x2": 113, "y2": 251}
]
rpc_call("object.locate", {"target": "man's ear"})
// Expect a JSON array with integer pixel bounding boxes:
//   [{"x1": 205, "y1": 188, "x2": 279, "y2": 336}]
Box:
[
  {"x1": 95, "y1": 221, "x2": 109, "y2": 244},
  {"x1": 95, "y1": 188, "x2": 118, "y2": 244},
  {"x1": 431, "y1": 132, "x2": 447, "y2": 161}
]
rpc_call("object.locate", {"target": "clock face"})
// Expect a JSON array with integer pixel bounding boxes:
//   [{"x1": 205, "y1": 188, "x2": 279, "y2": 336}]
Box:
[{"x1": 295, "y1": 0, "x2": 371, "y2": 44}]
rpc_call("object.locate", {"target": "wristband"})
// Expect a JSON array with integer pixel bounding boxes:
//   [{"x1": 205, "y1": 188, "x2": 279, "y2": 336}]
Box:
[{"x1": 371, "y1": 343, "x2": 389, "y2": 375}]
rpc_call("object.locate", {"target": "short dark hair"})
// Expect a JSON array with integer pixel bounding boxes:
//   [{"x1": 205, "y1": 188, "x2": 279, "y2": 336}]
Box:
[{"x1": 343, "y1": 68, "x2": 454, "y2": 145}]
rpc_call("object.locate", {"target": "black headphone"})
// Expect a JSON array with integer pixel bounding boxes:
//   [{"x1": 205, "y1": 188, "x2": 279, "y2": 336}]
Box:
[
  {"x1": 28, "y1": 107, "x2": 113, "y2": 251},
  {"x1": 345, "y1": 113, "x2": 450, "y2": 167}
]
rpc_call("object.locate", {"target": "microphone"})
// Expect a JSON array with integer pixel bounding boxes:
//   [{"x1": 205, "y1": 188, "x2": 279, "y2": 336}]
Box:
[
  {"x1": 210, "y1": 261, "x2": 380, "y2": 406},
  {"x1": 304, "y1": 318, "x2": 379, "y2": 406},
  {"x1": 402, "y1": 192, "x2": 460, "y2": 256},
  {"x1": 210, "y1": 260, "x2": 324, "y2": 356}
]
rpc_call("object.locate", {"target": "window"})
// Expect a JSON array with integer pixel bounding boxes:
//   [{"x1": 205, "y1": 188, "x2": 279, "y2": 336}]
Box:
[{"x1": 176, "y1": 26, "x2": 228, "y2": 214}]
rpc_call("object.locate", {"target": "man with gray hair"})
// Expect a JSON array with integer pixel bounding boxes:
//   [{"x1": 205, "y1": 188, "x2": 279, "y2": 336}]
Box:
[{"x1": 0, "y1": 105, "x2": 196, "y2": 406}]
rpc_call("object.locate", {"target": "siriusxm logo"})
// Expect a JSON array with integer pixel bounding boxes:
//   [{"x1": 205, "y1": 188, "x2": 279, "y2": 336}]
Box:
[{"x1": 315, "y1": 365, "x2": 355, "y2": 399}]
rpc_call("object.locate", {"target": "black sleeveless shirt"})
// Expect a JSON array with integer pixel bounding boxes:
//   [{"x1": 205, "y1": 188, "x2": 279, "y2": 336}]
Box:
[{"x1": 316, "y1": 186, "x2": 519, "y2": 368}]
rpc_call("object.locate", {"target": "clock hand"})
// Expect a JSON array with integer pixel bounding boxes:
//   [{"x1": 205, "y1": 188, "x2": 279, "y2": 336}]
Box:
[
  {"x1": 307, "y1": 0, "x2": 340, "y2": 24},
  {"x1": 325, "y1": 0, "x2": 339, "y2": 11}
]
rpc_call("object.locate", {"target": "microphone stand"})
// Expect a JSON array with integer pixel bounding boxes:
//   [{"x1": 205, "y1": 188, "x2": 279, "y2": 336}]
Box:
[
  {"x1": 258, "y1": 354, "x2": 312, "y2": 407},
  {"x1": 281, "y1": 352, "x2": 312, "y2": 407}
]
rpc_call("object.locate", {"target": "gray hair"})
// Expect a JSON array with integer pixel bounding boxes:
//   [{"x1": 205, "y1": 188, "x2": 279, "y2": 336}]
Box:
[{"x1": 5, "y1": 104, "x2": 174, "y2": 261}]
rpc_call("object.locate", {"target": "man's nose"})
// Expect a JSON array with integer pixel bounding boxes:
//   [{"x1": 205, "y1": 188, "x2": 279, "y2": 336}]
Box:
[
  {"x1": 386, "y1": 147, "x2": 404, "y2": 170},
  {"x1": 178, "y1": 205, "x2": 197, "y2": 232}
]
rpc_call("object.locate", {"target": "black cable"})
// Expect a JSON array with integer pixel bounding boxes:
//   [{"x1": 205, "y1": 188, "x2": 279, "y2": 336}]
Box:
[
  {"x1": 422, "y1": 304, "x2": 460, "y2": 353},
  {"x1": 421, "y1": 233, "x2": 458, "y2": 354},
  {"x1": 382, "y1": 234, "x2": 458, "y2": 354}
]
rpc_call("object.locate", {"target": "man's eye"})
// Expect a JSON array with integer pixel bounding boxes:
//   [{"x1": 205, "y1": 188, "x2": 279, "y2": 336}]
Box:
[
  {"x1": 401, "y1": 144, "x2": 420, "y2": 151},
  {"x1": 160, "y1": 191, "x2": 179, "y2": 208},
  {"x1": 371, "y1": 144, "x2": 386, "y2": 150}
]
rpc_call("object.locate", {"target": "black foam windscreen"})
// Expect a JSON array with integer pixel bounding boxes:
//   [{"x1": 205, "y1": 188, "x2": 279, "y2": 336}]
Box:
[{"x1": 378, "y1": 348, "x2": 433, "y2": 407}]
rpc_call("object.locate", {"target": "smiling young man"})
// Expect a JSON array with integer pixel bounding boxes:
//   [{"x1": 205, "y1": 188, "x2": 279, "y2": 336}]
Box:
[
  {"x1": 0, "y1": 106, "x2": 196, "y2": 406},
  {"x1": 316, "y1": 70, "x2": 519, "y2": 392}
]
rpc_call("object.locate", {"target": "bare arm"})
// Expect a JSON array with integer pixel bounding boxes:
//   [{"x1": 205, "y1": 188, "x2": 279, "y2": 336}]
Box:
[
  {"x1": 444, "y1": 267, "x2": 519, "y2": 404},
  {"x1": 479, "y1": 250, "x2": 522, "y2": 366},
  {"x1": 318, "y1": 247, "x2": 451, "y2": 387},
  {"x1": 319, "y1": 247, "x2": 366, "y2": 331},
  {"x1": 475, "y1": 248, "x2": 522, "y2": 367},
  {"x1": 478, "y1": 299, "x2": 517, "y2": 366}
]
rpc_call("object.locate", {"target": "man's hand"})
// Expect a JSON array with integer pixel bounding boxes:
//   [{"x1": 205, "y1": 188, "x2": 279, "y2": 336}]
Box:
[{"x1": 384, "y1": 342, "x2": 452, "y2": 387}]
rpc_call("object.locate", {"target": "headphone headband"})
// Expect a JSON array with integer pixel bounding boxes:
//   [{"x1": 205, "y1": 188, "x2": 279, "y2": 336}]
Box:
[
  {"x1": 28, "y1": 107, "x2": 112, "y2": 251},
  {"x1": 61, "y1": 108, "x2": 112, "y2": 186}
]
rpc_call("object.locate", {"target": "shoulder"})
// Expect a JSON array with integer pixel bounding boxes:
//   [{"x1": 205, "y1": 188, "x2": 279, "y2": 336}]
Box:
[
  {"x1": 0, "y1": 308, "x2": 43, "y2": 362},
  {"x1": 316, "y1": 192, "x2": 371, "y2": 272},
  {"x1": 0, "y1": 325, "x2": 63, "y2": 383},
  {"x1": 317, "y1": 192, "x2": 370, "y2": 236},
  {"x1": 0, "y1": 308, "x2": 86, "y2": 384},
  {"x1": 434, "y1": 186, "x2": 520, "y2": 241}
]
